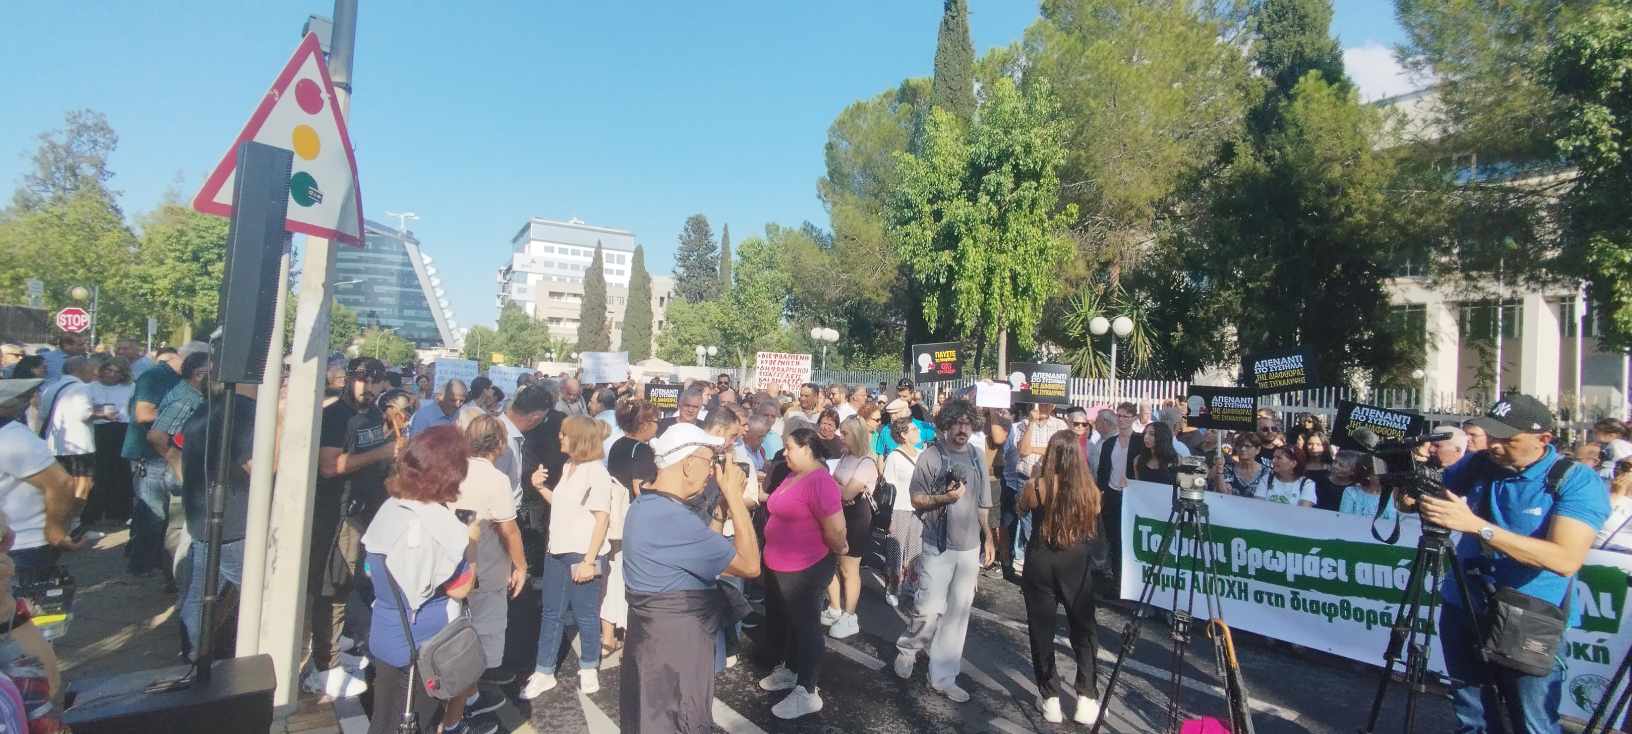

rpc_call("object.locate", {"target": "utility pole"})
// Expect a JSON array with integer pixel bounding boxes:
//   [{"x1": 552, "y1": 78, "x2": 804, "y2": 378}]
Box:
[
  {"x1": 236, "y1": 235, "x2": 290, "y2": 658},
  {"x1": 260, "y1": 0, "x2": 357, "y2": 712}
]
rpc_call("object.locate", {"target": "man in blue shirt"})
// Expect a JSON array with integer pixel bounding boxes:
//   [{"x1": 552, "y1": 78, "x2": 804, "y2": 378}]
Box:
[
  {"x1": 407, "y1": 378, "x2": 465, "y2": 436},
  {"x1": 1411, "y1": 394, "x2": 1609, "y2": 734}
]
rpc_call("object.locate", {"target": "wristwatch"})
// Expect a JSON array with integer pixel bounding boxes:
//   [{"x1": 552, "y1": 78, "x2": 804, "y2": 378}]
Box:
[{"x1": 1478, "y1": 526, "x2": 1496, "y2": 543}]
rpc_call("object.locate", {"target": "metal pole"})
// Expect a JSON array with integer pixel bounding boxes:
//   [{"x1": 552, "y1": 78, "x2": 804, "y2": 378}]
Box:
[
  {"x1": 262, "y1": 0, "x2": 355, "y2": 711},
  {"x1": 196, "y1": 380, "x2": 238, "y2": 684},
  {"x1": 1575, "y1": 285, "x2": 1585, "y2": 426},
  {"x1": 1110, "y1": 338, "x2": 1119, "y2": 405},
  {"x1": 90, "y1": 285, "x2": 99, "y2": 347},
  {"x1": 1493, "y1": 263, "x2": 1504, "y2": 400},
  {"x1": 236, "y1": 244, "x2": 289, "y2": 657}
]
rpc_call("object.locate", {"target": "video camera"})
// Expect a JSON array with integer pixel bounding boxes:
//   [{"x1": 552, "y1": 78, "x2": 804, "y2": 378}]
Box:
[
  {"x1": 1352, "y1": 427, "x2": 1454, "y2": 542},
  {"x1": 1173, "y1": 455, "x2": 1209, "y2": 502}
]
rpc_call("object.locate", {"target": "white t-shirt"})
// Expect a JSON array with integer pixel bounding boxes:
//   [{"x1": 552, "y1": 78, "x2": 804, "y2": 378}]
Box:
[
  {"x1": 454, "y1": 457, "x2": 520, "y2": 589},
  {"x1": 884, "y1": 448, "x2": 919, "y2": 512},
  {"x1": 46, "y1": 378, "x2": 97, "y2": 455},
  {"x1": 1602, "y1": 439, "x2": 1632, "y2": 480},
  {"x1": 1255, "y1": 475, "x2": 1318, "y2": 506},
  {"x1": 836, "y1": 404, "x2": 857, "y2": 423},
  {"x1": 548, "y1": 460, "x2": 615, "y2": 557},
  {"x1": 0, "y1": 422, "x2": 58, "y2": 551},
  {"x1": 1598, "y1": 495, "x2": 1632, "y2": 550},
  {"x1": 86, "y1": 381, "x2": 134, "y2": 423}
]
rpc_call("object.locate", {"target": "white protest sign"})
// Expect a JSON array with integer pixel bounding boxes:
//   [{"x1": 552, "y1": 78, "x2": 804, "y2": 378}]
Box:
[
  {"x1": 974, "y1": 380, "x2": 1012, "y2": 409},
  {"x1": 432, "y1": 358, "x2": 478, "y2": 394},
  {"x1": 580, "y1": 351, "x2": 630, "y2": 385},
  {"x1": 754, "y1": 352, "x2": 812, "y2": 393},
  {"x1": 486, "y1": 365, "x2": 531, "y2": 395}
]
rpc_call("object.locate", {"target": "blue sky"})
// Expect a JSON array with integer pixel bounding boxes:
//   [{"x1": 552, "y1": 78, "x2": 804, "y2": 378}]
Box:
[{"x1": 0, "y1": 1, "x2": 1410, "y2": 332}]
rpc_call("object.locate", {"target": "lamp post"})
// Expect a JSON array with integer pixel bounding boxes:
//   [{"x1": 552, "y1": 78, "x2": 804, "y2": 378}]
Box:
[
  {"x1": 694, "y1": 345, "x2": 717, "y2": 368},
  {"x1": 1411, "y1": 368, "x2": 1427, "y2": 412},
  {"x1": 809, "y1": 327, "x2": 839, "y2": 370},
  {"x1": 70, "y1": 285, "x2": 98, "y2": 345},
  {"x1": 1089, "y1": 315, "x2": 1134, "y2": 403}
]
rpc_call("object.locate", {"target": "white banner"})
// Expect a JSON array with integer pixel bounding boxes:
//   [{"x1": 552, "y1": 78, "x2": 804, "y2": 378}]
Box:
[
  {"x1": 432, "y1": 358, "x2": 478, "y2": 394},
  {"x1": 580, "y1": 351, "x2": 630, "y2": 385},
  {"x1": 754, "y1": 352, "x2": 812, "y2": 393},
  {"x1": 1118, "y1": 481, "x2": 1632, "y2": 722},
  {"x1": 486, "y1": 365, "x2": 531, "y2": 395}
]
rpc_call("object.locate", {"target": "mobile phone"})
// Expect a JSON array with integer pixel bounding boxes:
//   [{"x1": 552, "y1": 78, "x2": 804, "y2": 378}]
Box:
[
  {"x1": 454, "y1": 509, "x2": 476, "y2": 524},
  {"x1": 69, "y1": 525, "x2": 90, "y2": 543}
]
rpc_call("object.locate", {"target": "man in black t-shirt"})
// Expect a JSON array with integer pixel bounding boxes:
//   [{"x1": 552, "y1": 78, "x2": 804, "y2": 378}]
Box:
[{"x1": 176, "y1": 383, "x2": 256, "y2": 656}]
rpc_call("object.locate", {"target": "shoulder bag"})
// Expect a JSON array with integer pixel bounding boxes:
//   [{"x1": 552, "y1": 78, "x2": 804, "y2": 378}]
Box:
[
  {"x1": 1477, "y1": 458, "x2": 1577, "y2": 677},
  {"x1": 382, "y1": 559, "x2": 486, "y2": 702}
]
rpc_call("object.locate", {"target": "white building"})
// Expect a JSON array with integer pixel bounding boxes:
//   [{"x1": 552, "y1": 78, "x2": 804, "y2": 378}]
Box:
[{"x1": 496, "y1": 217, "x2": 674, "y2": 351}]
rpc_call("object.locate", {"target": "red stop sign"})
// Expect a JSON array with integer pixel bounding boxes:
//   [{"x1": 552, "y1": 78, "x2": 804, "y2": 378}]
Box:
[{"x1": 55, "y1": 307, "x2": 90, "y2": 334}]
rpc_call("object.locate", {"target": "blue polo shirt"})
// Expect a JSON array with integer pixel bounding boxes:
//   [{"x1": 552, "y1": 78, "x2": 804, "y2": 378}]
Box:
[
  {"x1": 621, "y1": 492, "x2": 734, "y2": 594},
  {"x1": 1441, "y1": 445, "x2": 1610, "y2": 626}
]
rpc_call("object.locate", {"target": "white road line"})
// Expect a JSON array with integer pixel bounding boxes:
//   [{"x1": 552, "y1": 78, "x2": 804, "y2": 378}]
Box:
[
  {"x1": 989, "y1": 716, "x2": 1036, "y2": 734},
  {"x1": 826, "y1": 638, "x2": 885, "y2": 671},
  {"x1": 333, "y1": 695, "x2": 369, "y2": 734},
  {"x1": 959, "y1": 659, "x2": 1007, "y2": 694},
  {"x1": 712, "y1": 698, "x2": 769, "y2": 734},
  {"x1": 581, "y1": 691, "x2": 620, "y2": 734}
]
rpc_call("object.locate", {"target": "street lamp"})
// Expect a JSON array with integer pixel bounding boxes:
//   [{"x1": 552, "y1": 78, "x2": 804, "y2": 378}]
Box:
[
  {"x1": 69, "y1": 285, "x2": 99, "y2": 344},
  {"x1": 809, "y1": 327, "x2": 839, "y2": 370},
  {"x1": 1411, "y1": 368, "x2": 1428, "y2": 412},
  {"x1": 1089, "y1": 315, "x2": 1134, "y2": 402},
  {"x1": 694, "y1": 345, "x2": 717, "y2": 368}
]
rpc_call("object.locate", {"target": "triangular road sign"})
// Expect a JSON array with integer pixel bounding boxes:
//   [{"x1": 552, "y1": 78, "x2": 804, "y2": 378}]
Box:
[{"x1": 193, "y1": 32, "x2": 364, "y2": 245}]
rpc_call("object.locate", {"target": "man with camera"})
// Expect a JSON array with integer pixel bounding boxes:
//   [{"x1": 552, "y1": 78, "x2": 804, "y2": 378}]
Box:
[{"x1": 1403, "y1": 394, "x2": 1607, "y2": 734}]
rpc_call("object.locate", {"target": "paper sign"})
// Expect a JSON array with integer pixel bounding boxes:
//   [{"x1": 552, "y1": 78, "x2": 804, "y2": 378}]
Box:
[
  {"x1": 580, "y1": 352, "x2": 630, "y2": 385},
  {"x1": 1185, "y1": 386, "x2": 1258, "y2": 430},
  {"x1": 974, "y1": 381, "x2": 1012, "y2": 409},
  {"x1": 910, "y1": 342, "x2": 964, "y2": 382},
  {"x1": 432, "y1": 358, "x2": 478, "y2": 394},
  {"x1": 486, "y1": 365, "x2": 531, "y2": 395},
  {"x1": 1332, "y1": 400, "x2": 1426, "y2": 451},
  {"x1": 755, "y1": 352, "x2": 813, "y2": 393},
  {"x1": 1006, "y1": 363, "x2": 1071, "y2": 405},
  {"x1": 646, "y1": 383, "x2": 681, "y2": 412},
  {"x1": 1247, "y1": 347, "x2": 1318, "y2": 394}
]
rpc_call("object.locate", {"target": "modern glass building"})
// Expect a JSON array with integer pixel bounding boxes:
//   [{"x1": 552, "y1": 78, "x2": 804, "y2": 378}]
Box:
[{"x1": 333, "y1": 219, "x2": 458, "y2": 348}]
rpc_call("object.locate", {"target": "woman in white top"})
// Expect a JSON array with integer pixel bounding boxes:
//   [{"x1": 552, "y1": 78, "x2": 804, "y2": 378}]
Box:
[
  {"x1": 882, "y1": 416, "x2": 923, "y2": 608},
  {"x1": 523, "y1": 415, "x2": 616, "y2": 699},
  {"x1": 823, "y1": 415, "x2": 879, "y2": 641},
  {"x1": 1255, "y1": 445, "x2": 1318, "y2": 507},
  {"x1": 1596, "y1": 460, "x2": 1632, "y2": 550}
]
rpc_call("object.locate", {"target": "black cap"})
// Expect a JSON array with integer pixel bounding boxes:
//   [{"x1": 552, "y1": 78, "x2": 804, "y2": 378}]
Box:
[
  {"x1": 347, "y1": 357, "x2": 386, "y2": 379},
  {"x1": 1467, "y1": 394, "x2": 1555, "y2": 440},
  {"x1": 896, "y1": 378, "x2": 914, "y2": 390}
]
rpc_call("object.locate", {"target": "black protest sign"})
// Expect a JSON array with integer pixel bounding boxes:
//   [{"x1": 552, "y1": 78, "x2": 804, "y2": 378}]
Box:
[
  {"x1": 1247, "y1": 347, "x2": 1318, "y2": 394},
  {"x1": 1332, "y1": 400, "x2": 1427, "y2": 451},
  {"x1": 1184, "y1": 386, "x2": 1258, "y2": 430},
  {"x1": 1006, "y1": 363, "x2": 1071, "y2": 405},
  {"x1": 646, "y1": 383, "x2": 681, "y2": 412},
  {"x1": 910, "y1": 342, "x2": 964, "y2": 382}
]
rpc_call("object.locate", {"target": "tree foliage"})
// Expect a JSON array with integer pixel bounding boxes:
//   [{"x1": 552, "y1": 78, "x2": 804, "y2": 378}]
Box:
[
  {"x1": 654, "y1": 298, "x2": 723, "y2": 365},
  {"x1": 9, "y1": 109, "x2": 120, "y2": 213},
  {"x1": 621, "y1": 244, "x2": 654, "y2": 360},
  {"x1": 718, "y1": 223, "x2": 733, "y2": 295},
  {"x1": 0, "y1": 186, "x2": 141, "y2": 339},
  {"x1": 283, "y1": 297, "x2": 359, "y2": 357},
  {"x1": 929, "y1": 0, "x2": 977, "y2": 124},
  {"x1": 356, "y1": 327, "x2": 416, "y2": 366},
  {"x1": 673, "y1": 213, "x2": 719, "y2": 303},
  {"x1": 133, "y1": 204, "x2": 228, "y2": 337},
  {"x1": 491, "y1": 301, "x2": 558, "y2": 366},
  {"x1": 577, "y1": 243, "x2": 612, "y2": 351}
]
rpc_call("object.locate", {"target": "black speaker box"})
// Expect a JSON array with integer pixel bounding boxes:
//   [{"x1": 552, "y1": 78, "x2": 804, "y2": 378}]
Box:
[
  {"x1": 215, "y1": 141, "x2": 292, "y2": 384},
  {"x1": 63, "y1": 655, "x2": 276, "y2": 733}
]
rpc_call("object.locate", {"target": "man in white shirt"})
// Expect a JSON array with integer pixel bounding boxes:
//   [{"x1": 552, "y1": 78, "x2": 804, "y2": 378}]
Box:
[
  {"x1": 0, "y1": 378, "x2": 85, "y2": 575},
  {"x1": 835, "y1": 385, "x2": 860, "y2": 423},
  {"x1": 42, "y1": 356, "x2": 102, "y2": 510}
]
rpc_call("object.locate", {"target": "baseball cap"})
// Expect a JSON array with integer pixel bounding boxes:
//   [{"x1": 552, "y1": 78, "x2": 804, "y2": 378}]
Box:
[
  {"x1": 884, "y1": 398, "x2": 912, "y2": 418},
  {"x1": 0, "y1": 378, "x2": 44, "y2": 407},
  {"x1": 348, "y1": 357, "x2": 387, "y2": 379},
  {"x1": 896, "y1": 378, "x2": 914, "y2": 390},
  {"x1": 1467, "y1": 394, "x2": 1555, "y2": 440},
  {"x1": 650, "y1": 423, "x2": 725, "y2": 469}
]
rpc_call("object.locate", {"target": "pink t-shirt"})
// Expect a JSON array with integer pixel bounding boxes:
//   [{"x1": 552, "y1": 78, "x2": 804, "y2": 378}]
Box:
[{"x1": 764, "y1": 468, "x2": 843, "y2": 573}]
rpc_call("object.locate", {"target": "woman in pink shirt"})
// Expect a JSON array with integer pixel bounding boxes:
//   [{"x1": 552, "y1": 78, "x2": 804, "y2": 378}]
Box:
[{"x1": 756, "y1": 427, "x2": 847, "y2": 720}]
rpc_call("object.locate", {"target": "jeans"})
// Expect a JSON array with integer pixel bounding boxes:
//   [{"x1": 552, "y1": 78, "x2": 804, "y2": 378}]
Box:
[
  {"x1": 10, "y1": 546, "x2": 61, "y2": 581},
  {"x1": 1439, "y1": 603, "x2": 1565, "y2": 734},
  {"x1": 896, "y1": 545, "x2": 981, "y2": 688},
  {"x1": 764, "y1": 555, "x2": 836, "y2": 690},
  {"x1": 1022, "y1": 543, "x2": 1099, "y2": 699},
  {"x1": 1000, "y1": 488, "x2": 1030, "y2": 571},
  {"x1": 129, "y1": 458, "x2": 174, "y2": 574},
  {"x1": 535, "y1": 552, "x2": 607, "y2": 674},
  {"x1": 180, "y1": 539, "x2": 244, "y2": 653}
]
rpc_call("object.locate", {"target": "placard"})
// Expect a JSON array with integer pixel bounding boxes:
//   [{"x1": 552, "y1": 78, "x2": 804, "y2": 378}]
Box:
[
  {"x1": 1247, "y1": 347, "x2": 1318, "y2": 394},
  {"x1": 486, "y1": 365, "x2": 531, "y2": 395},
  {"x1": 754, "y1": 352, "x2": 813, "y2": 393},
  {"x1": 647, "y1": 383, "x2": 681, "y2": 412},
  {"x1": 1184, "y1": 386, "x2": 1258, "y2": 430},
  {"x1": 580, "y1": 351, "x2": 630, "y2": 385},
  {"x1": 1332, "y1": 400, "x2": 1426, "y2": 451},
  {"x1": 432, "y1": 358, "x2": 478, "y2": 394},
  {"x1": 1006, "y1": 363, "x2": 1071, "y2": 405},
  {"x1": 911, "y1": 342, "x2": 964, "y2": 382},
  {"x1": 974, "y1": 380, "x2": 1012, "y2": 410}
]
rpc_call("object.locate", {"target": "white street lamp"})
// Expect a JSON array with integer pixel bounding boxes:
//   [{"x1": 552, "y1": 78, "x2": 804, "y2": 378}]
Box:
[
  {"x1": 694, "y1": 344, "x2": 718, "y2": 368},
  {"x1": 809, "y1": 327, "x2": 839, "y2": 370},
  {"x1": 1090, "y1": 315, "x2": 1135, "y2": 403}
]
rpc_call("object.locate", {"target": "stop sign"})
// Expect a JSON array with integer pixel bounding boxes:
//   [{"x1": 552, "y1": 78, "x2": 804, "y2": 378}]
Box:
[{"x1": 55, "y1": 307, "x2": 90, "y2": 334}]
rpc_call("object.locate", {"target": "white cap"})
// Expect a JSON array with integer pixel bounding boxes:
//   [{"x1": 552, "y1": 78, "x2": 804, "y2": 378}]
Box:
[{"x1": 651, "y1": 423, "x2": 724, "y2": 469}]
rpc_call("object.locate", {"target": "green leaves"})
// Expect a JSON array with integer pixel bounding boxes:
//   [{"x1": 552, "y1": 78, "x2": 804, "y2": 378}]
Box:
[
  {"x1": 577, "y1": 243, "x2": 612, "y2": 352},
  {"x1": 621, "y1": 245, "x2": 654, "y2": 361},
  {"x1": 355, "y1": 327, "x2": 416, "y2": 366}
]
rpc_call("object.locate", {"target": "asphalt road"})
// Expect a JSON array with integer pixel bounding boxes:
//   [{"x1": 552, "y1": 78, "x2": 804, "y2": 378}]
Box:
[{"x1": 514, "y1": 565, "x2": 1460, "y2": 734}]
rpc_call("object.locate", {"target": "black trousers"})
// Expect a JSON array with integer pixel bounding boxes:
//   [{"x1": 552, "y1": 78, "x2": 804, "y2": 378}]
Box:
[
  {"x1": 1100, "y1": 488, "x2": 1123, "y2": 579},
  {"x1": 368, "y1": 662, "x2": 441, "y2": 734},
  {"x1": 1021, "y1": 542, "x2": 1100, "y2": 700},
  {"x1": 764, "y1": 554, "x2": 837, "y2": 690}
]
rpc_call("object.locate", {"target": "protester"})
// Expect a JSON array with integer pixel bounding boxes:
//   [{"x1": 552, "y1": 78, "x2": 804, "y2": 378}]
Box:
[
  {"x1": 822, "y1": 416, "x2": 877, "y2": 641},
  {"x1": 608, "y1": 400, "x2": 660, "y2": 497},
  {"x1": 41, "y1": 356, "x2": 101, "y2": 515},
  {"x1": 876, "y1": 398, "x2": 935, "y2": 455},
  {"x1": 882, "y1": 417, "x2": 923, "y2": 607},
  {"x1": 121, "y1": 346, "x2": 186, "y2": 577},
  {"x1": 1174, "y1": 411, "x2": 1206, "y2": 455},
  {"x1": 523, "y1": 416, "x2": 616, "y2": 698},
  {"x1": 833, "y1": 385, "x2": 856, "y2": 423},
  {"x1": 379, "y1": 390, "x2": 418, "y2": 447},
  {"x1": 756, "y1": 427, "x2": 846, "y2": 719},
  {"x1": 39, "y1": 333, "x2": 86, "y2": 387},
  {"x1": 176, "y1": 381, "x2": 257, "y2": 656},
  {"x1": 408, "y1": 379, "x2": 465, "y2": 436},
  {"x1": 1597, "y1": 460, "x2": 1632, "y2": 550},
  {"x1": 556, "y1": 377, "x2": 589, "y2": 417},
  {"x1": 1133, "y1": 422, "x2": 1180, "y2": 484},
  {"x1": 0, "y1": 510, "x2": 67, "y2": 733},
  {"x1": 1085, "y1": 410, "x2": 1116, "y2": 478},
  {"x1": 619, "y1": 423, "x2": 758, "y2": 733},
  {"x1": 1431, "y1": 426, "x2": 1469, "y2": 470},
  {"x1": 0, "y1": 379, "x2": 82, "y2": 577},
  {"x1": 0, "y1": 344, "x2": 23, "y2": 378},
  {"x1": 1334, "y1": 450, "x2": 1394, "y2": 521},
  {"x1": 1301, "y1": 430, "x2": 1341, "y2": 511},
  {"x1": 1405, "y1": 395, "x2": 1608, "y2": 734},
  {"x1": 83, "y1": 357, "x2": 133, "y2": 524},
  {"x1": 990, "y1": 411, "x2": 1028, "y2": 579},
  {"x1": 1595, "y1": 419, "x2": 1632, "y2": 481},
  {"x1": 785, "y1": 383, "x2": 823, "y2": 434},
  {"x1": 149, "y1": 351, "x2": 212, "y2": 553},
  {"x1": 657, "y1": 382, "x2": 708, "y2": 434},
  {"x1": 1018, "y1": 432, "x2": 1103, "y2": 725},
  {"x1": 591, "y1": 387, "x2": 620, "y2": 451},
  {"x1": 742, "y1": 412, "x2": 773, "y2": 480},
  {"x1": 414, "y1": 373, "x2": 432, "y2": 400},
  {"x1": 457, "y1": 376, "x2": 495, "y2": 429},
  {"x1": 1256, "y1": 446, "x2": 1317, "y2": 507},
  {"x1": 360, "y1": 425, "x2": 476, "y2": 734},
  {"x1": 1217, "y1": 432, "x2": 1268, "y2": 498},
  {"x1": 1460, "y1": 418, "x2": 1488, "y2": 453},
  {"x1": 893, "y1": 399, "x2": 994, "y2": 703},
  {"x1": 1063, "y1": 407, "x2": 1091, "y2": 454},
  {"x1": 1015, "y1": 404, "x2": 1066, "y2": 478},
  {"x1": 1093, "y1": 403, "x2": 1138, "y2": 578},
  {"x1": 813, "y1": 408, "x2": 844, "y2": 462}
]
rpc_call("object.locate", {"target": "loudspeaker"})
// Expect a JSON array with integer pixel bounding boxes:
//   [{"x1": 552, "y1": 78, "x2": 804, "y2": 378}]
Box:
[
  {"x1": 216, "y1": 141, "x2": 292, "y2": 384},
  {"x1": 63, "y1": 655, "x2": 276, "y2": 733}
]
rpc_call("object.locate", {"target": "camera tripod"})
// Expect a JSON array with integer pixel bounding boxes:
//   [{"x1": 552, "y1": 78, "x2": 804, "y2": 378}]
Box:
[
  {"x1": 1091, "y1": 492, "x2": 1256, "y2": 734},
  {"x1": 1360, "y1": 522, "x2": 1509, "y2": 734}
]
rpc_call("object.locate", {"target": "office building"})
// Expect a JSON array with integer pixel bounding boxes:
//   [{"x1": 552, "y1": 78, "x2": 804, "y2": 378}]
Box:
[
  {"x1": 334, "y1": 219, "x2": 459, "y2": 349},
  {"x1": 497, "y1": 217, "x2": 674, "y2": 350}
]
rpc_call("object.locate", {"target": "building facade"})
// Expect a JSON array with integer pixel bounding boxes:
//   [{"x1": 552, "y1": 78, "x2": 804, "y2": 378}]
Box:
[
  {"x1": 497, "y1": 217, "x2": 673, "y2": 351},
  {"x1": 334, "y1": 219, "x2": 459, "y2": 348}
]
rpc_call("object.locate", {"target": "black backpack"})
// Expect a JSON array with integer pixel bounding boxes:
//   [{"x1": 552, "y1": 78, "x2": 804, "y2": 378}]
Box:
[{"x1": 872, "y1": 451, "x2": 903, "y2": 533}]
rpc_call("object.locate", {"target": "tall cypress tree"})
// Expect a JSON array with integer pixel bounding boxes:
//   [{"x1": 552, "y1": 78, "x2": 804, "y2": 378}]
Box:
[
  {"x1": 578, "y1": 242, "x2": 612, "y2": 351},
  {"x1": 929, "y1": 0, "x2": 976, "y2": 123},
  {"x1": 622, "y1": 244, "x2": 654, "y2": 360},
  {"x1": 719, "y1": 223, "x2": 733, "y2": 291},
  {"x1": 673, "y1": 213, "x2": 719, "y2": 303},
  {"x1": 1249, "y1": 0, "x2": 1347, "y2": 135}
]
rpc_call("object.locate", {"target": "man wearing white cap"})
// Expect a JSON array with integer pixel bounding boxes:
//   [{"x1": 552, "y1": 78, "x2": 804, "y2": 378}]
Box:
[{"x1": 0, "y1": 379, "x2": 84, "y2": 576}]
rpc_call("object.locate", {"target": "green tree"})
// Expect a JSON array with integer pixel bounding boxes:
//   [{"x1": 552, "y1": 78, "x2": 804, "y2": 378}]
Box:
[
  {"x1": 9, "y1": 109, "x2": 120, "y2": 213},
  {"x1": 716, "y1": 235, "x2": 792, "y2": 367},
  {"x1": 0, "y1": 186, "x2": 141, "y2": 340},
  {"x1": 493, "y1": 301, "x2": 551, "y2": 365},
  {"x1": 356, "y1": 327, "x2": 417, "y2": 366},
  {"x1": 577, "y1": 243, "x2": 612, "y2": 351},
  {"x1": 718, "y1": 224, "x2": 732, "y2": 293},
  {"x1": 673, "y1": 214, "x2": 719, "y2": 303},
  {"x1": 1546, "y1": 0, "x2": 1632, "y2": 349},
  {"x1": 133, "y1": 204, "x2": 228, "y2": 337},
  {"x1": 654, "y1": 298, "x2": 723, "y2": 364},
  {"x1": 282, "y1": 297, "x2": 359, "y2": 356},
  {"x1": 461, "y1": 324, "x2": 498, "y2": 367},
  {"x1": 929, "y1": 0, "x2": 976, "y2": 124},
  {"x1": 621, "y1": 244, "x2": 654, "y2": 360},
  {"x1": 890, "y1": 78, "x2": 1077, "y2": 372}
]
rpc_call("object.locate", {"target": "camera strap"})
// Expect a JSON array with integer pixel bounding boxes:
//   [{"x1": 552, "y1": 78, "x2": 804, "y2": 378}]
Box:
[{"x1": 1372, "y1": 486, "x2": 1404, "y2": 545}]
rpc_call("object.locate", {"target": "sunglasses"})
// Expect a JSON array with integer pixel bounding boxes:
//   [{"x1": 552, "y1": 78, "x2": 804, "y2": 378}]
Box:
[{"x1": 1071, "y1": 421, "x2": 1090, "y2": 427}]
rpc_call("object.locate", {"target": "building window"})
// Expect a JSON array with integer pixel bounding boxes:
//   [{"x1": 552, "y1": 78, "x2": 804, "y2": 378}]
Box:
[
  {"x1": 1459, "y1": 301, "x2": 1520, "y2": 341},
  {"x1": 1562, "y1": 297, "x2": 1603, "y2": 338}
]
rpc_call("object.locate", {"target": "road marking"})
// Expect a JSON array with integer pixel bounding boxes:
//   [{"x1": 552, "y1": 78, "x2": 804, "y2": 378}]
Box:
[
  {"x1": 989, "y1": 717, "x2": 1036, "y2": 734},
  {"x1": 712, "y1": 698, "x2": 769, "y2": 734},
  {"x1": 581, "y1": 691, "x2": 620, "y2": 734},
  {"x1": 826, "y1": 638, "x2": 885, "y2": 671},
  {"x1": 960, "y1": 659, "x2": 1007, "y2": 693},
  {"x1": 333, "y1": 695, "x2": 368, "y2": 734}
]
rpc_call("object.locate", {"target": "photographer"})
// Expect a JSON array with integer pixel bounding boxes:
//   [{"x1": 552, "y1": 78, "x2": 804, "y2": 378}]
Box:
[{"x1": 1400, "y1": 395, "x2": 1607, "y2": 734}]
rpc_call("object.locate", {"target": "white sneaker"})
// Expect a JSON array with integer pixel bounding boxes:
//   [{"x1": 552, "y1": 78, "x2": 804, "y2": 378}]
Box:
[
  {"x1": 578, "y1": 669, "x2": 600, "y2": 695},
  {"x1": 520, "y1": 672, "x2": 557, "y2": 700},
  {"x1": 300, "y1": 666, "x2": 367, "y2": 699},
  {"x1": 1074, "y1": 696, "x2": 1101, "y2": 724},
  {"x1": 338, "y1": 634, "x2": 364, "y2": 655},
  {"x1": 758, "y1": 664, "x2": 797, "y2": 692},
  {"x1": 893, "y1": 652, "x2": 914, "y2": 680},
  {"x1": 933, "y1": 682, "x2": 971, "y2": 703},
  {"x1": 1039, "y1": 696, "x2": 1064, "y2": 723},
  {"x1": 819, "y1": 607, "x2": 842, "y2": 626},
  {"x1": 828, "y1": 612, "x2": 860, "y2": 640},
  {"x1": 771, "y1": 686, "x2": 823, "y2": 720},
  {"x1": 337, "y1": 651, "x2": 370, "y2": 673},
  {"x1": 725, "y1": 655, "x2": 738, "y2": 669}
]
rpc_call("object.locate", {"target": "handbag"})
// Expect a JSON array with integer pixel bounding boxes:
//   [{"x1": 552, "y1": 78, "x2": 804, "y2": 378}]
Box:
[
  {"x1": 382, "y1": 561, "x2": 487, "y2": 703},
  {"x1": 1477, "y1": 458, "x2": 1578, "y2": 677},
  {"x1": 872, "y1": 450, "x2": 906, "y2": 533}
]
